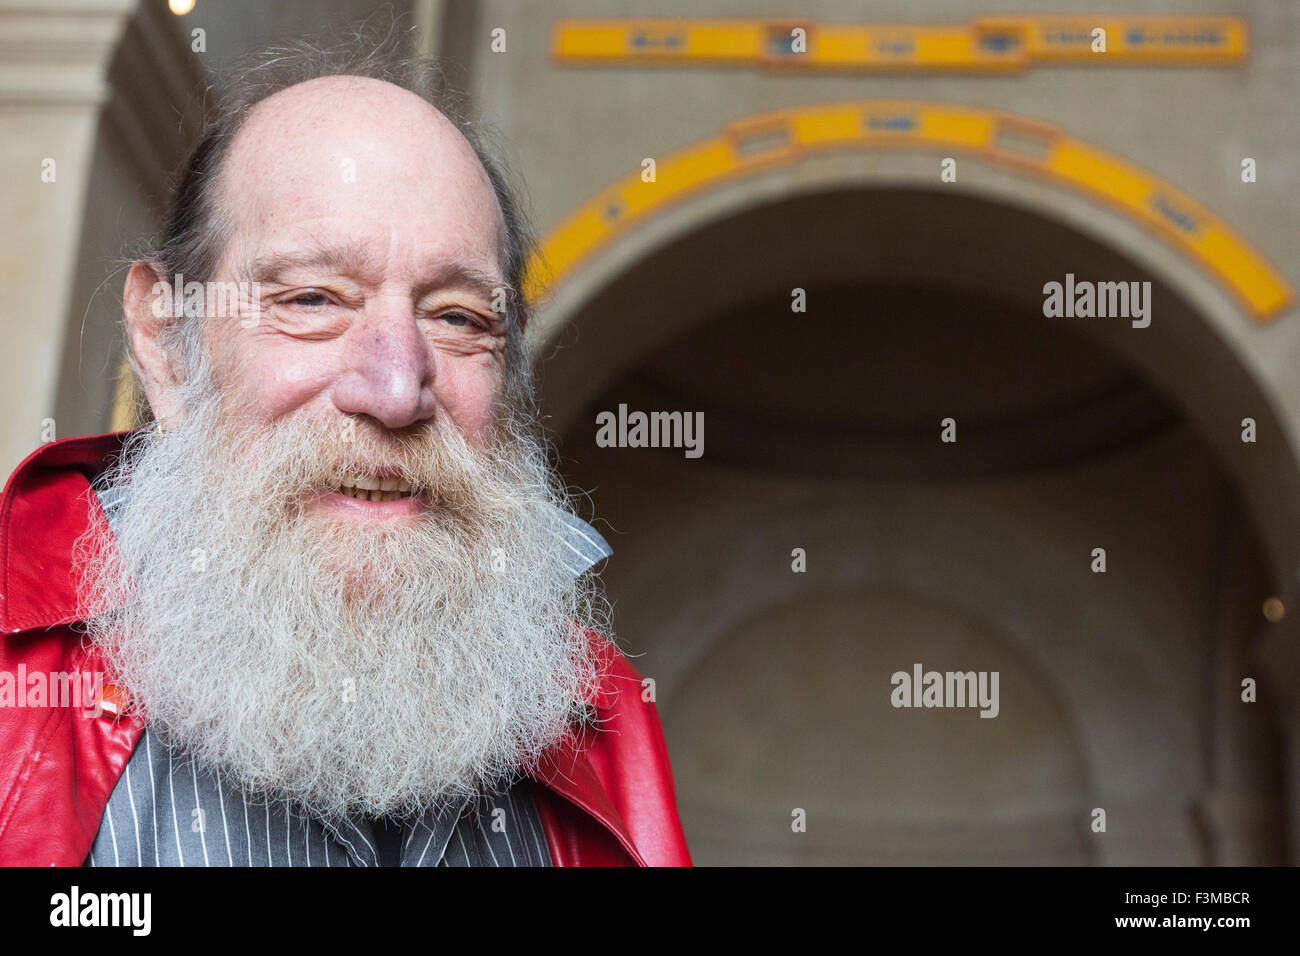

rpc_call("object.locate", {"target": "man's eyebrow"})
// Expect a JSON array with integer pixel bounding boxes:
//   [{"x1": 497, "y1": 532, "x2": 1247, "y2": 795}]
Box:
[
  {"x1": 429, "y1": 262, "x2": 514, "y2": 304},
  {"x1": 243, "y1": 241, "x2": 377, "y2": 283},
  {"x1": 242, "y1": 243, "x2": 511, "y2": 302}
]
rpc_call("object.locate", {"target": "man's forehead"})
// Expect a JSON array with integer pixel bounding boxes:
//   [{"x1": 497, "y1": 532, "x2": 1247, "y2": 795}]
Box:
[
  {"x1": 218, "y1": 75, "x2": 505, "y2": 269},
  {"x1": 232, "y1": 74, "x2": 469, "y2": 159}
]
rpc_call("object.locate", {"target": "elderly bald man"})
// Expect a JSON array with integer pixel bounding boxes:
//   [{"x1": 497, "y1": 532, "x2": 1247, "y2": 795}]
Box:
[{"x1": 0, "y1": 38, "x2": 690, "y2": 868}]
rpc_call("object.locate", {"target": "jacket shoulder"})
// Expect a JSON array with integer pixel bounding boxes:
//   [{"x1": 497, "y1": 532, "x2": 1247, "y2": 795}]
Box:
[{"x1": 0, "y1": 433, "x2": 140, "y2": 865}]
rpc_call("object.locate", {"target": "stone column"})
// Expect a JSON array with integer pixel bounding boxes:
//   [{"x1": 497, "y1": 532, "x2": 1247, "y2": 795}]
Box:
[
  {"x1": 0, "y1": 0, "x2": 136, "y2": 473},
  {"x1": 1, "y1": 0, "x2": 204, "y2": 464}
]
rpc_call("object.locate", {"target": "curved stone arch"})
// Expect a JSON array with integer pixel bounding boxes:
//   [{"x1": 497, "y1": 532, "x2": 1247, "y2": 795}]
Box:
[
  {"x1": 525, "y1": 101, "x2": 1292, "y2": 319},
  {"x1": 531, "y1": 143, "x2": 1300, "y2": 586},
  {"x1": 620, "y1": 494, "x2": 1199, "y2": 822}
]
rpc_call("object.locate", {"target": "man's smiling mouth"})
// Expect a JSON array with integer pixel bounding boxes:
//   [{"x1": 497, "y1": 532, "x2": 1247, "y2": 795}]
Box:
[{"x1": 325, "y1": 474, "x2": 417, "y2": 502}]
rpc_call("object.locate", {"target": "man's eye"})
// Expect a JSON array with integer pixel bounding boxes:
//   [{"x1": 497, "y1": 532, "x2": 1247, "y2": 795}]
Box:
[
  {"x1": 441, "y1": 312, "x2": 474, "y2": 327},
  {"x1": 289, "y1": 292, "x2": 330, "y2": 307}
]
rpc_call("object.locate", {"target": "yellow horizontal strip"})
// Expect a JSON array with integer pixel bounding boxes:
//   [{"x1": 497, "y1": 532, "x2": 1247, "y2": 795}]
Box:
[
  {"x1": 551, "y1": 19, "x2": 764, "y2": 63},
  {"x1": 772, "y1": 24, "x2": 1026, "y2": 70},
  {"x1": 1002, "y1": 15, "x2": 1247, "y2": 62},
  {"x1": 552, "y1": 16, "x2": 1247, "y2": 70},
  {"x1": 526, "y1": 101, "x2": 1291, "y2": 322}
]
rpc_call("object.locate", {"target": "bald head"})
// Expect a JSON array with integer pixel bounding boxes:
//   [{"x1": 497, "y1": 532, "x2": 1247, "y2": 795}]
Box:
[{"x1": 219, "y1": 76, "x2": 507, "y2": 281}]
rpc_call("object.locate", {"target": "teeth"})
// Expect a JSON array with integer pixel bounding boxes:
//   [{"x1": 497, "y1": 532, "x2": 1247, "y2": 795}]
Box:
[{"x1": 331, "y1": 476, "x2": 415, "y2": 501}]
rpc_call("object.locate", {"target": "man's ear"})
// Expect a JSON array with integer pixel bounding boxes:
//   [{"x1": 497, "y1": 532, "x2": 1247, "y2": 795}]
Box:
[{"x1": 123, "y1": 261, "x2": 185, "y2": 426}]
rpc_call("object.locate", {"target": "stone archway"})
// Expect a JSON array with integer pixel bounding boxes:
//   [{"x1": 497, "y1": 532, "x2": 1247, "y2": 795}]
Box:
[{"x1": 535, "y1": 170, "x2": 1293, "y2": 865}]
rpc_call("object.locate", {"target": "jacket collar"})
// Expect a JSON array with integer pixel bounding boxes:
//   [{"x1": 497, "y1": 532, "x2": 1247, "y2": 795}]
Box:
[{"x1": 0, "y1": 431, "x2": 126, "y2": 634}]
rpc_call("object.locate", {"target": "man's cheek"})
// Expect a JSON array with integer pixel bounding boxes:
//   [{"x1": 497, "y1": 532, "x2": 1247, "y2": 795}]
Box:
[
  {"x1": 250, "y1": 354, "x2": 335, "y2": 417},
  {"x1": 448, "y1": 385, "x2": 500, "y2": 439}
]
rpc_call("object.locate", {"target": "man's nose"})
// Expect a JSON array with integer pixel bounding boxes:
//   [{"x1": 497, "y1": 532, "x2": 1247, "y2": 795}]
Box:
[{"x1": 330, "y1": 299, "x2": 437, "y2": 430}]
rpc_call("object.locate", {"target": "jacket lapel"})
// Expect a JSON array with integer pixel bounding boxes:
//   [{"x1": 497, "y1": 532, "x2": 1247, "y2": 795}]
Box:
[{"x1": 531, "y1": 733, "x2": 647, "y2": 866}]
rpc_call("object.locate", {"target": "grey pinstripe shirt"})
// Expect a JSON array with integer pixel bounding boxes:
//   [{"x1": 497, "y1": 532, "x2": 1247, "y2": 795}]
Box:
[
  {"x1": 86, "y1": 728, "x2": 554, "y2": 867},
  {"x1": 85, "y1": 499, "x2": 612, "y2": 868}
]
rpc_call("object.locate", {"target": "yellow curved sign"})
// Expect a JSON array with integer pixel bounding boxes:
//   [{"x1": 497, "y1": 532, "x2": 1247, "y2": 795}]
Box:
[{"x1": 525, "y1": 100, "x2": 1291, "y2": 321}]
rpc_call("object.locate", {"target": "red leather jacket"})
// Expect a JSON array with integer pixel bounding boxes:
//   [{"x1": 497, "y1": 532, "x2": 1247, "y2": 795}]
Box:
[{"x1": 0, "y1": 433, "x2": 691, "y2": 867}]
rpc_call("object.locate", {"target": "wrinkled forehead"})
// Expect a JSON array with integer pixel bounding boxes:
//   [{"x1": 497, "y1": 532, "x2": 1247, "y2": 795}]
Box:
[{"x1": 216, "y1": 75, "x2": 506, "y2": 277}]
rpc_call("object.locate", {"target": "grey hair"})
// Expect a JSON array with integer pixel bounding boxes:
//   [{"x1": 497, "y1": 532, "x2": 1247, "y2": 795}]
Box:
[{"x1": 139, "y1": 21, "x2": 538, "y2": 403}]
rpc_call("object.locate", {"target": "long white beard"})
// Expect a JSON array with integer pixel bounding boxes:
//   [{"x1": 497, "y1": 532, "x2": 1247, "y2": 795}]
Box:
[{"x1": 76, "y1": 378, "x2": 605, "y2": 822}]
